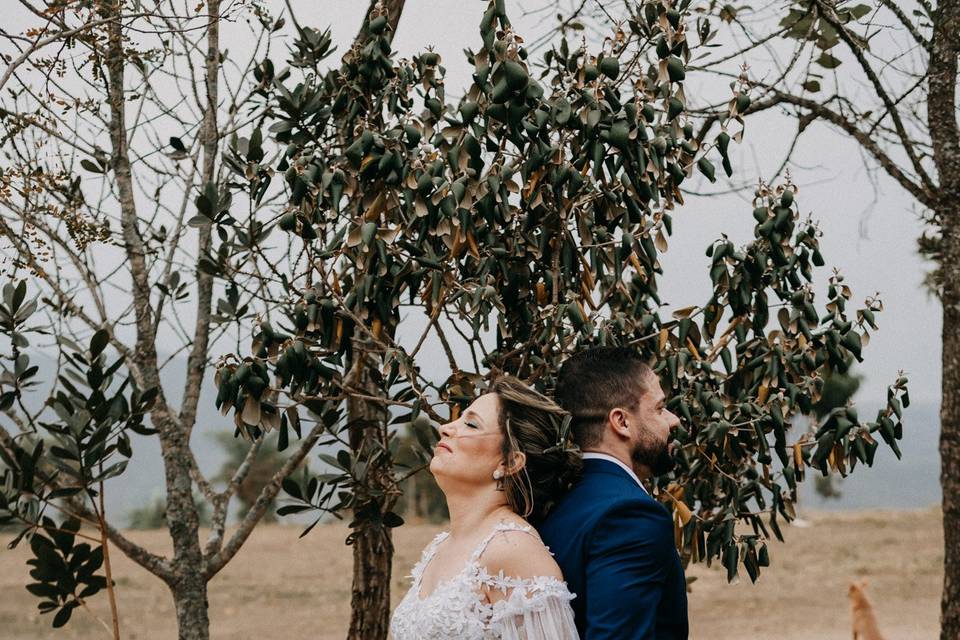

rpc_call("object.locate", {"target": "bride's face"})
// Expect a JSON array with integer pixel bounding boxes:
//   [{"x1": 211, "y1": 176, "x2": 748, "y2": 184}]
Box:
[{"x1": 430, "y1": 392, "x2": 504, "y2": 488}]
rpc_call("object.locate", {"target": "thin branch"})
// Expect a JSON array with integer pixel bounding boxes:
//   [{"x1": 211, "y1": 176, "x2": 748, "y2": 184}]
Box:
[
  {"x1": 204, "y1": 420, "x2": 323, "y2": 578},
  {"x1": 179, "y1": 0, "x2": 221, "y2": 439},
  {"x1": 812, "y1": 0, "x2": 936, "y2": 193},
  {"x1": 202, "y1": 437, "x2": 262, "y2": 557},
  {"x1": 770, "y1": 89, "x2": 937, "y2": 207},
  {"x1": 0, "y1": 13, "x2": 154, "y2": 92},
  {"x1": 878, "y1": 0, "x2": 930, "y2": 49}
]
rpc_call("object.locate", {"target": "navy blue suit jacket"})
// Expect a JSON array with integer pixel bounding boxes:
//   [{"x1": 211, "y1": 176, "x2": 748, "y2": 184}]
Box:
[{"x1": 537, "y1": 458, "x2": 688, "y2": 639}]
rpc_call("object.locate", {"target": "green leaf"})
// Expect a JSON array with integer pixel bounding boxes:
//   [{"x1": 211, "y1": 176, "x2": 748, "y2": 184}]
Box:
[
  {"x1": 666, "y1": 56, "x2": 685, "y2": 83},
  {"x1": 52, "y1": 604, "x2": 75, "y2": 628},
  {"x1": 847, "y1": 4, "x2": 872, "y2": 20},
  {"x1": 816, "y1": 52, "x2": 842, "y2": 69},
  {"x1": 698, "y1": 158, "x2": 717, "y2": 183},
  {"x1": 89, "y1": 329, "x2": 109, "y2": 358},
  {"x1": 277, "y1": 504, "x2": 311, "y2": 516},
  {"x1": 552, "y1": 97, "x2": 572, "y2": 125},
  {"x1": 599, "y1": 57, "x2": 619, "y2": 80},
  {"x1": 281, "y1": 477, "x2": 303, "y2": 500},
  {"x1": 80, "y1": 159, "x2": 104, "y2": 174},
  {"x1": 383, "y1": 512, "x2": 404, "y2": 527}
]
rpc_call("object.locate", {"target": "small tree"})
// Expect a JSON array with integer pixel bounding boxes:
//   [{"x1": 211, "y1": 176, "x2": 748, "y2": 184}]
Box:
[
  {"x1": 217, "y1": 1, "x2": 907, "y2": 636},
  {"x1": 0, "y1": 1, "x2": 343, "y2": 638}
]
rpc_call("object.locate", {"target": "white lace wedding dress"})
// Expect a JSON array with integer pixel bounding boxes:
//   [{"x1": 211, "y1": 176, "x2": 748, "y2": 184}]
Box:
[{"x1": 390, "y1": 521, "x2": 580, "y2": 639}]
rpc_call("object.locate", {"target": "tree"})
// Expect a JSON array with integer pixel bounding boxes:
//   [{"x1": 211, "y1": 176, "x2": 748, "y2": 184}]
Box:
[
  {"x1": 0, "y1": 1, "x2": 337, "y2": 638},
  {"x1": 537, "y1": 1, "x2": 957, "y2": 635},
  {"x1": 218, "y1": 1, "x2": 907, "y2": 637}
]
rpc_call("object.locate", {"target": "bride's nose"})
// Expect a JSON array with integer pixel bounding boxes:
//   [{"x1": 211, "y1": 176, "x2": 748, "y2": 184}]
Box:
[{"x1": 439, "y1": 421, "x2": 455, "y2": 438}]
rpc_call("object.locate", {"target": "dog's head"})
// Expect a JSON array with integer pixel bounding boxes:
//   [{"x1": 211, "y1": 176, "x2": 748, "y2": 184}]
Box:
[{"x1": 848, "y1": 579, "x2": 870, "y2": 604}]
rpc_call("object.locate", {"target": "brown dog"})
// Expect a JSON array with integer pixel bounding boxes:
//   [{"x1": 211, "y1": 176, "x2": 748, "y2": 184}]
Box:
[{"x1": 848, "y1": 579, "x2": 886, "y2": 640}]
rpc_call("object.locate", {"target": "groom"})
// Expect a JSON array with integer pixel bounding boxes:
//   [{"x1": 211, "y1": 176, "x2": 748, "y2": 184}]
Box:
[{"x1": 538, "y1": 346, "x2": 688, "y2": 639}]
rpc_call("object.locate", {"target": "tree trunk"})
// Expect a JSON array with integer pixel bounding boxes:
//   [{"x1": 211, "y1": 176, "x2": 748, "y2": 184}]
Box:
[
  {"x1": 101, "y1": 1, "x2": 212, "y2": 634},
  {"x1": 348, "y1": 515, "x2": 393, "y2": 640},
  {"x1": 942, "y1": 271, "x2": 960, "y2": 639},
  {"x1": 929, "y1": 1, "x2": 960, "y2": 637},
  {"x1": 170, "y1": 577, "x2": 211, "y2": 640},
  {"x1": 161, "y1": 415, "x2": 211, "y2": 640},
  {"x1": 346, "y1": 339, "x2": 394, "y2": 640},
  {"x1": 939, "y1": 203, "x2": 960, "y2": 640}
]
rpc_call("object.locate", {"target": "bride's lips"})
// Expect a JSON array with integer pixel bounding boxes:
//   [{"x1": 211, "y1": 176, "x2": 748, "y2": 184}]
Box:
[{"x1": 435, "y1": 442, "x2": 452, "y2": 454}]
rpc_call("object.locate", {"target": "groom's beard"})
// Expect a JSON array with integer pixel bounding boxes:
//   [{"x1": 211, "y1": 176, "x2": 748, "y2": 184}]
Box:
[{"x1": 631, "y1": 430, "x2": 674, "y2": 477}]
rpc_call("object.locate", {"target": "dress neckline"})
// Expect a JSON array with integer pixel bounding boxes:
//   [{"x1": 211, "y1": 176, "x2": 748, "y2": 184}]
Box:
[{"x1": 414, "y1": 520, "x2": 533, "y2": 601}]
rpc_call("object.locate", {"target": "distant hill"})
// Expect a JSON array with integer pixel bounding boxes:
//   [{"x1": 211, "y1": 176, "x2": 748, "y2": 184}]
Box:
[{"x1": 799, "y1": 398, "x2": 941, "y2": 511}]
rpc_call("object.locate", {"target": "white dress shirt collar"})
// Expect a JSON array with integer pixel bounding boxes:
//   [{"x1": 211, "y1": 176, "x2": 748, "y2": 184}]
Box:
[{"x1": 581, "y1": 452, "x2": 647, "y2": 493}]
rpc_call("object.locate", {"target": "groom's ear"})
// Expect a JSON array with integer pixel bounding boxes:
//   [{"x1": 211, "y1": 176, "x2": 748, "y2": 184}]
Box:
[{"x1": 608, "y1": 407, "x2": 631, "y2": 438}]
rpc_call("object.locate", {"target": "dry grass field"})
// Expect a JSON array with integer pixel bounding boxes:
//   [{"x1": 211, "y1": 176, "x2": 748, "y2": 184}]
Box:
[{"x1": 0, "y1": 507, "x2": 942, "y2": 639}]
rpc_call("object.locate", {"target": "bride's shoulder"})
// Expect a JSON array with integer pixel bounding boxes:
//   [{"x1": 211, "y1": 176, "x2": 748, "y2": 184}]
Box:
[{"x1": 478, "y1": 522, "x2": 563, "y2": 580}]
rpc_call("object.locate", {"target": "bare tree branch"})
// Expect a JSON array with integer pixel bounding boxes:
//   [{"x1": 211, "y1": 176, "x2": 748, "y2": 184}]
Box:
[
  {"x1": 202, "y1": 438, "x2": 262, "y2": 557},
  {"x1": 203, "y1": 421, "x2": 323, "y2": 578},
  {"x1": 811, "y1": 0, "x2": 936, "y2": 193},
  {"x1": 0, "y1": 13, "x2": 154, "y2": 92},
  {"x1": 179, "y1": 0, "x2": 223, "y2": 439},
  {"x1": 878, "y1": 0, "x2": 930, "y2": 50}
]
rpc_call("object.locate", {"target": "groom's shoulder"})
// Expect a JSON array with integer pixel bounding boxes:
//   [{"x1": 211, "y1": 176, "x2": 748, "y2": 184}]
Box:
[
  {"x1": 594, "y1": 493, "x2": 672, "y2": 531},
  {"x1": 569, "y1": 493, "x2": 675, "y2": 560},
  {"x1": 558, "y1": 475, "x2": 669, "y2": 525}
]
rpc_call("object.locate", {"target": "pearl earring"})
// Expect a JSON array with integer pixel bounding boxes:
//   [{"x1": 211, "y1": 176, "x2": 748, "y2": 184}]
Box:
[{"x1": 493, "y1": 469, "x2": 503, "y2": 480}]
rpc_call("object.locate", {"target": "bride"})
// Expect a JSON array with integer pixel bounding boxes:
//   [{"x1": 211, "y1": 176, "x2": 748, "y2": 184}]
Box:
[{"x1": 390, "y1": 375, "x2": 582, "y2": 639}]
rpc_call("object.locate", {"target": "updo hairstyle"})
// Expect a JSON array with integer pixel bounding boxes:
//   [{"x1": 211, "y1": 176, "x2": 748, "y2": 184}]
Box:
[{"x1": 491, "y1": 375, "x2": 582, "y2": 524}]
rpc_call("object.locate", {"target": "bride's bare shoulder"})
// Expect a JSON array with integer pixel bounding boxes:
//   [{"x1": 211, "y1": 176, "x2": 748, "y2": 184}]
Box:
[{"x1": 479, "y1": 525, "x2": 563, "y2": 580}]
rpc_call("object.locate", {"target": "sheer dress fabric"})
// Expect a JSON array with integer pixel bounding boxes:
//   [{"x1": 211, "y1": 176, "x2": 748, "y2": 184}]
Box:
[{"x1": 389, "y1": 521, "x2": 580, "y2": 640}]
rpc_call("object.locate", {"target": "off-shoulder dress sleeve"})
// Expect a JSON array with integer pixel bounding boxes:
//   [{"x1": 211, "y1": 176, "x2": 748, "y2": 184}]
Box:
[{"x1": 487, "y1": 575, "x2": 580, "y2": 640}]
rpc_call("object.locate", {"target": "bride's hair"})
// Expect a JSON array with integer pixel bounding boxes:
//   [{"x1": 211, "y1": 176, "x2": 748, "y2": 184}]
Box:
[{"x1": 491, "y1": 375, "x2": 582, "y2": 524}]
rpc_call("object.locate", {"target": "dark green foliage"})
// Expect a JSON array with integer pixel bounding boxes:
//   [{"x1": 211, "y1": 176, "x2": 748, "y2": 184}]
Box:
[
  {"x1": 23, "y1": 517, "x2": 108, "y2": 628},
  {"x1": 210, "y1": 0, "x2": 906, "y2": 585},
  {"x1": 0, "y1": 281, "x2": 155, "y2": 627}
]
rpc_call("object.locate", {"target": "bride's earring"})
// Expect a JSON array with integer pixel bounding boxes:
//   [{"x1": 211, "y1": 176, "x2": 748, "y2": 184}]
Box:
[{"x1": 493, "y1": 469, "x2": 504, "y2": 490}]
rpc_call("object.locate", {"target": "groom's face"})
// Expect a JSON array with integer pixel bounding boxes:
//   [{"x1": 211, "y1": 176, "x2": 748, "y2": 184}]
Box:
[{"x1": 623, "y1": 374, "x2": 680, "y2": 477}]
